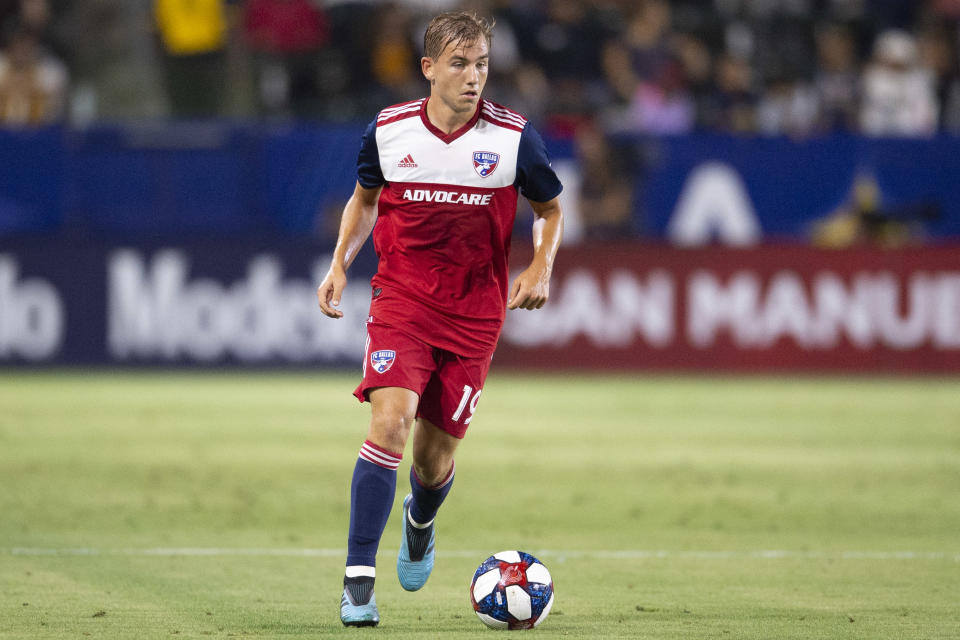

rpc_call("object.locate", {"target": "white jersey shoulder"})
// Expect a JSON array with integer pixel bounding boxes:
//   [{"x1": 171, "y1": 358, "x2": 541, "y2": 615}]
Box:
[
  {"x1": 377, "y1": 99, "x2": 425, "y2": 125},
  {"x1": 376, "y1": 100, "x2": 526, "y2": 189},
  {"x1": 480, "y1": 100, "x2": 527, "y2": 131}
]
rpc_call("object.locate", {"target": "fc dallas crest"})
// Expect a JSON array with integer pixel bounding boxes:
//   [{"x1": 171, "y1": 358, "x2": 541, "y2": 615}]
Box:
[
  {"x1": 473, "y1": 151, "x2": 500, "y2": 178},
  {"x1": 370, "y1": 349, "x2": 396, "y2": 374}
]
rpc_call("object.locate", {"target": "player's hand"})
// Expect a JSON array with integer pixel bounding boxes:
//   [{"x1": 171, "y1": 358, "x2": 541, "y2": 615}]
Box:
[
  {"x1": 317, "y1": 266, "x2": 347, "y2": 318},
  {"x1": 507, "y1": 266, "x2": 550, "y2": 310}
]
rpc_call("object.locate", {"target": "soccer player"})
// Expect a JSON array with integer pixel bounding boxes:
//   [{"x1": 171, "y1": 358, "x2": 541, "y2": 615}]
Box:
[{"x1": 316, "y1": 11, "x2": 564, "y2": 627}]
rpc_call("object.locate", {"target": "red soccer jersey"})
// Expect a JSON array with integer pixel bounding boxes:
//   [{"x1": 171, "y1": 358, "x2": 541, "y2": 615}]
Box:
[{"x1": 356, "y1": 98, "x2": 562, "y2": 357}]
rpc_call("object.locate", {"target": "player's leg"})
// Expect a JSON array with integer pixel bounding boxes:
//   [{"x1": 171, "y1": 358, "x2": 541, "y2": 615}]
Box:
[
  {"x1": 397, "y1": 418, "x2": 460, "y2": 591},
  {"x1": 341, "y1": 386, "x2": 418, "y2": 626},
  {"x1": 349, "y1": 387, "x2": 419, "y2": 570},
  {"x1": 397, "y1": 351, "x2": 491, "y2": 591},
  {"x1": 341, "y1": 323, "x2": 434, "y2": 626},
  {"x1": 410, "y1": 418, "x2": 461, "y2": 519}
]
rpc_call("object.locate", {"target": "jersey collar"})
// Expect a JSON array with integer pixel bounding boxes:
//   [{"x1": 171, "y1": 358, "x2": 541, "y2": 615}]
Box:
[{"x1": 419, "y1": 97, "x2": 482, "y2": 144}]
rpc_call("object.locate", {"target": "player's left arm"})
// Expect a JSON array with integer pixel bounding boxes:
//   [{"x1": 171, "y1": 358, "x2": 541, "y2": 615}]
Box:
[{"x1": 507, "y1": 196, "x2": 564, "y2": 310}]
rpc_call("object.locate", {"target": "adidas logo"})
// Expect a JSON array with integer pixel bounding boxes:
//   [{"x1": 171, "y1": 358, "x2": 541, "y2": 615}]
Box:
[{"x1": 397, "y1": 154, "x2": 418, "y2": 168}]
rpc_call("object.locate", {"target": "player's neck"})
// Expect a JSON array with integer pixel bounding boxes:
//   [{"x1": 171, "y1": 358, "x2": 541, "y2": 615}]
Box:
[{"x1": 424, "y1": 96, "x2": 478, "y2": 134}]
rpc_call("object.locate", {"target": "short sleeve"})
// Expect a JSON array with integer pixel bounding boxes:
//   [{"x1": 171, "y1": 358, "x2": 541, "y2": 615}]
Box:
[
  {"x1": 357, "y1": 117, "x2": 385, "y2": 188},
  {"x1": 515, "y1": 123, "x2": 563, "y2": 203}
]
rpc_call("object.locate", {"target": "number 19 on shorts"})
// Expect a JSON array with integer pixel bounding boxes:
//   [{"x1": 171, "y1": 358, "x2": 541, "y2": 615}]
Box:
[{"x1": 452, "y1": 385, "x2": 482, "y2": 424}]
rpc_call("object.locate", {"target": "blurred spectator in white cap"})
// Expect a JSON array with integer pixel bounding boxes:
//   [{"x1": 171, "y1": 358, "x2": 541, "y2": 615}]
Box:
[{"x1": 859, "y1": 29, "x2": 938, "y2": 136}]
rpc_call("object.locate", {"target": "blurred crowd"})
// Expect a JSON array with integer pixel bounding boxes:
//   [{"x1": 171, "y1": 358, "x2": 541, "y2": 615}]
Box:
[{"x1": 1, "y1": 0, "x2": 960, "y2": 138}]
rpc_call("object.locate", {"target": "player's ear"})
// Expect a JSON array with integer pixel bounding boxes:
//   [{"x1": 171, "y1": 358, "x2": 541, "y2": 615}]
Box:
[{"x1": 421, "y1": 57, "x2": 435, "y2": 83}]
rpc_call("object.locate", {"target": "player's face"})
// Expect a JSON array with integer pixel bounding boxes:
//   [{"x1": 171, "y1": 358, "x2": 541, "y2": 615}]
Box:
[{"x1": 424, "y1": 38, "x2": 489, "y2": 115}]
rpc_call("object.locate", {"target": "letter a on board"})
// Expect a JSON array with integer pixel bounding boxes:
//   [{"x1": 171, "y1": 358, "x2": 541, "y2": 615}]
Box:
[{"x1": 667, "y1": 162, "x2": 762, "y2": 246}]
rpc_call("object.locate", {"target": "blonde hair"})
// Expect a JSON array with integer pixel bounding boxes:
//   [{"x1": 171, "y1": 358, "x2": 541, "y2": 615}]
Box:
[{"x1": 423, "y1": 11, "x2": 494, "y2": 59}]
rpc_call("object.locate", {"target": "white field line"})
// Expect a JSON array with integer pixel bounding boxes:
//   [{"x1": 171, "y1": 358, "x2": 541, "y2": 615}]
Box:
[{"x1": 3, "y1": 548, "x2": 959, "y2": 561}]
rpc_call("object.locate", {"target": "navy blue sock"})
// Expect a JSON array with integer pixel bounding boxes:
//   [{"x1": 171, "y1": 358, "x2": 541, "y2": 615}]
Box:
[
  {"x1": 409, "y1": 462, "x2": 454, "y2": 525},
  {"x1": 346, "y1": 440, "x2": 402, "y2": 568}
]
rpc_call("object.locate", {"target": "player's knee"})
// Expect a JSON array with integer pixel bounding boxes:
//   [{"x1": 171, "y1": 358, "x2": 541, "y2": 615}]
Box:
[
  {"x1": 368, "y1": 408, "x2": 414, "y2": 452},
  {"x1": 370, "y1": 410, "x2": 413, "y2": 436},
  {"x1": 412, "y1": 457, "x2": 452, "y2": 487}
]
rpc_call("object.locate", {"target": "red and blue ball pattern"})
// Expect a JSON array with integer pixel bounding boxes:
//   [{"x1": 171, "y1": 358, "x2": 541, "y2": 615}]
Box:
[{"x1": 469, "y1": 551, "x2": 554, "y2": 630}]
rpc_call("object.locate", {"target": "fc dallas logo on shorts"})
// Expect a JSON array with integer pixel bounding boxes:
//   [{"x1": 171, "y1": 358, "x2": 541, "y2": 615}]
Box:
[
  {"x1": 473, "y1": 151, "x2": 500, "y2": 178},
  {"x1": 370, "y1": 349, "x2": 396, "y2": 374}
]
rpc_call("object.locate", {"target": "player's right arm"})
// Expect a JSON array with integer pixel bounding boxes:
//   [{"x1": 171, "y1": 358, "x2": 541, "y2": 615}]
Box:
[{"x1": 317, "y1": 182, "x2": 382, "y2": 318}]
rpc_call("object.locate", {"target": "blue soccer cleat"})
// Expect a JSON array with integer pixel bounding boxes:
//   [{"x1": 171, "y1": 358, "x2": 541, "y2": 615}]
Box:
[
  {"x1": 397, "y1": 494, "x2": 435, "y2": 591},
  {"x1": 340, "y1": 581, "x2": 379, "y2": 627}
]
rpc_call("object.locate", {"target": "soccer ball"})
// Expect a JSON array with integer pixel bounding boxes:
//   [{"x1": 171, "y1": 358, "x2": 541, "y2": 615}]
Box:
[{"x1": 469, "y1": 550, "x2": 554, "y2": 630}]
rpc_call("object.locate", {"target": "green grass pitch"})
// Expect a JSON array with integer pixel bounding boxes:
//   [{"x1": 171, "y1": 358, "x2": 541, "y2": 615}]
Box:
[{"x1": 1, "y1": 371, "x2": 958, "y2": 639}]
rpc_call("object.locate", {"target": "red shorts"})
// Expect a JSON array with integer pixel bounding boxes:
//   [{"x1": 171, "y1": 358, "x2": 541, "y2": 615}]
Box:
[{"x1": 353, "y1": 322, "x2": 493, "y2": 439}]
